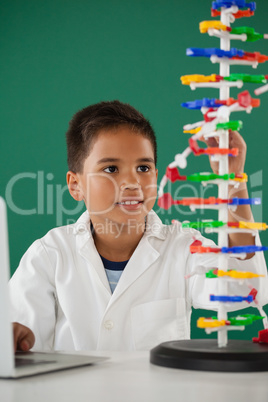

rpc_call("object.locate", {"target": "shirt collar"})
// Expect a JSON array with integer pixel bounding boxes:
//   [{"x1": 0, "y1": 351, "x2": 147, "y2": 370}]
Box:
[{"x1": 72, "y1": 209, "x2": 166, "y2": 241}]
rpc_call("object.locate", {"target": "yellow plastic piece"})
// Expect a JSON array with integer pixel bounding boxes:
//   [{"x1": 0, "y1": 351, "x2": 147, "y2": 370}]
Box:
[
  {"x1": 217, "y1": 269, "x2": 265, "y2": 279},
  {"x1": 180, "y1": 74, "x2": 218, "y2": 85},
  {"x1": 197, "y1": 317, "x2": 226, "y2": 328},
  {"x1": 234, "y1": 173, "x2": 248, "y2": 183},
  {"x1": 199, "y1": 20, "x2": 229, "y2": 34},
  {"x1": 183, "y1": 127, "x2": 202, "y2": 134},
  {"x1": 238, "y1": 221, "x2": 268, "y2": 231}
]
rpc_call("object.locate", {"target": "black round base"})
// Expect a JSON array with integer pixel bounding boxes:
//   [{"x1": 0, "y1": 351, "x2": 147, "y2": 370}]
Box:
[{"x1": 150, "y1": 339, "x2": 268, "y2": 372}]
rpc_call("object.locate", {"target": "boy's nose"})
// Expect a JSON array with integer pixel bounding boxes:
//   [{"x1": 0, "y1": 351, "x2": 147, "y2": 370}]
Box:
[
  {"x1": 119, "y1": 170, "x2": 142, "y2": 191},
  {"x1": 120, "y1": 181, "x2": 141, "y2": 191}
]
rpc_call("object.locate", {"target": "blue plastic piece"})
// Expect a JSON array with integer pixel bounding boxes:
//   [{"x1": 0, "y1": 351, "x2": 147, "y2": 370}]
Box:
[
  {"x1": 210, "y1": 295, "x2": 254, "y2": 303},
  {"x1": 211, "y1": 1, "x2": 256, "y2": 11},
  {"x1": 221, "y1": 245, "x2": 268, "y2": 254},
  {"x1": 186, "y1": 48, "x2": 244, "y2": 59},
  {"x1": 229, "y1": 197, "x2": 261, "y2": 205},
  {"x1": 181, "y1": 98, "x2": 220, "y2": 110}
]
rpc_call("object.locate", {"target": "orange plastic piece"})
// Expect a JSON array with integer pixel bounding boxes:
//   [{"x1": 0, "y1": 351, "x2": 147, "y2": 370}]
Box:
[
  {"x1": 211, "y1": 9, "x2": 254, "y2": 19},
  {"x1": 233, "y1": 52, "x2": 268, "y2": 63},
  {"x1": 204, "y1": 147, "x2": 238, "y2": 156},
  {"x1": 190, "y1": 240, "x2": 221, "y2": 254},
  {"x1": 189, "y1": 138, "x2": 238, "y2": 156}
]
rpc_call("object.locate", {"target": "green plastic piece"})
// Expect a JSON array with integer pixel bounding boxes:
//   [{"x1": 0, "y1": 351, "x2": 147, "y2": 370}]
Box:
[
  {"x1": 228, "y1": 314, "x2": 264, "y2": 326},
  {"x1": 216, "y1": 121, "x2": 243, "y2": 131},
  {"x1": 231, "y1": 26, "x2": 264, "y2": 42},
  {"x1": 224, "y1": 74, "x2": 267, "y2": 84},
  {"x1": 182, "y1": 221, "x2": 225, "y2": 229},
  {"x1": 187, "y1": 172, "x2": 235, "y2": 182},
  {"x1": 206, "y1": 269, "x2": 218, "y2": 278}
]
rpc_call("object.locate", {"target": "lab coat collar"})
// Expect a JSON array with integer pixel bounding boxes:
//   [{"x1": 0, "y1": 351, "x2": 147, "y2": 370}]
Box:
[
  {"x1": 143, "y1": 210, "x2": 166, "y2": 240},
  {"x1": 71, "y1": 210, "x2": 167, "y2": 301}
]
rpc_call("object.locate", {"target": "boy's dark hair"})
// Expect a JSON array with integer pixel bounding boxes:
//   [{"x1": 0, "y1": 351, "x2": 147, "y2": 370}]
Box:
[{"x1": 66, "y1": 100, "x2": 157, "y2": 173}]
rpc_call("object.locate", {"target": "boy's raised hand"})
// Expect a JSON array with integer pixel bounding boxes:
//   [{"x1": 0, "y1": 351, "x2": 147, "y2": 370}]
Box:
[
  {"x1": 13, "y1": 322, "x2": 35, "y2": 352},
  {"x1": 202, "y1": 130, "x2": 247, "y2": 175}
]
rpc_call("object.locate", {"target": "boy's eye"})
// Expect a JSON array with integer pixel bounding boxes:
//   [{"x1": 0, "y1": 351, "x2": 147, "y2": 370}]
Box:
[
  {"x1": 137, "y1": 165, "x2": 150, "y2": 172},
  {"x1": 103, "y1": 166, "x2": 118, "y2": 173}
]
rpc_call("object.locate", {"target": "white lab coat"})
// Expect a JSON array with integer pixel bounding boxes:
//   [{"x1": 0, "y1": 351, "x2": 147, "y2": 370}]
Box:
[{"x1": 9, "y1": 210, "x2": 268, "y2": 351}]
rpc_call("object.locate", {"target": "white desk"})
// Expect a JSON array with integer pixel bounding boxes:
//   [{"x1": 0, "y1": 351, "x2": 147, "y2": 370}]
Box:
[{"x1": 1, "y1": 351, "x2": 268, "y2": 402}]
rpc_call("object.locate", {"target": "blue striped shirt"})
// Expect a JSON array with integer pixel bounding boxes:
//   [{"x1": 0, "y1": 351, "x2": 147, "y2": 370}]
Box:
[{"x1": 100, "y1": 255, "x2": 128, "y2": 293}]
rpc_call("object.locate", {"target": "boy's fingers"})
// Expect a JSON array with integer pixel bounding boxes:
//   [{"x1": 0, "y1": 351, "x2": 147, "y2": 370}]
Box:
[{"x1": 13, "y1": 322, "x2": 35, "y2": 352}]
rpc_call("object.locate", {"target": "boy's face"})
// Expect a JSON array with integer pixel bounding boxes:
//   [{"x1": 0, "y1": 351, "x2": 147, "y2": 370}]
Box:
[{"x1": 67, "y1": 126, "x2": 158, "y2": 228}]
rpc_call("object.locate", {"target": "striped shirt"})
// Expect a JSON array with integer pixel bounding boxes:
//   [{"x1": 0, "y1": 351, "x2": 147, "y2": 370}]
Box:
[{"x1": 100, "y1": 255, "x2": 128, "y2": 293}]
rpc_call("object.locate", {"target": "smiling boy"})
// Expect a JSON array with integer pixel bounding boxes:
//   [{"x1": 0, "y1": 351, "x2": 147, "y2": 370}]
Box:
[
  {"x1": 10, "y1": 100, "x2": 268, "y2": 352},
  {"x1": 67, "y1": 125, "x2": 158, "y2": 262}
]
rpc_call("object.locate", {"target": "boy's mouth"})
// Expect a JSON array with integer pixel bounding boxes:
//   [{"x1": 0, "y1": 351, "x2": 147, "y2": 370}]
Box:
[
  {"x1": 115, "y1": 198, "x2": 144, "y2": 210},
  {"x1": 116, "y1": 200, "x2": 142, "y2": 205}
]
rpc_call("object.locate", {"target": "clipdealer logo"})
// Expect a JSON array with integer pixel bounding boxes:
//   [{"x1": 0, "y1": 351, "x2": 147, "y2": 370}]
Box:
[
  {"x1": 5, "y1": 171, "x2": 84, "y2": 226},
  {"x1": 4, "y1": 169, "x2": 263, "y2": 227}
]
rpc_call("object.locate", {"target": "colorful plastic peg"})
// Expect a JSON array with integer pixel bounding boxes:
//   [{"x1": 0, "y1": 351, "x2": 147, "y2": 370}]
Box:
[
  {"x1": 211, "y1": 1, "x2": 256, "y2": 11},
  {"x1": 187, "y1": 48, "x2": 244, "y2": 58},
  {"x1": 221, "y1": 245, "x2": 268, "y2": 254},
  {"x1": 165, "y1": 167, "x2": 186, "y2": 182},
  {"x1": 199, "y1": 20, "x2": 231, "y2": 34},
  {"x1": 216, "y1": 120, "x2": 243, "y2": 131},
  {"x1": 181, "y1": 74, "x2": 222, "y2": 85},
  {"x1": 210, "y1": 295, "x2": 254, "y2": 303},
  {"x1": 211, "y1": 8, "x2": 254, "y2": 18},
  {"x1": 253, "y1": 329, "x2": 268, "y2": 343},
  {"x1": 224, "y1": 74, "x2": 267, "y2": 83},
  {"x1": 231, "y1": 26, "x2": 265, "y2": 42}
]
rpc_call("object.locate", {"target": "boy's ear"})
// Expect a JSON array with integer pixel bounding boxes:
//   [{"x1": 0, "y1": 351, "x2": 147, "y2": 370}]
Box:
[{"x1": 66, "y1": 171, "x2": 84, "y2": 201}]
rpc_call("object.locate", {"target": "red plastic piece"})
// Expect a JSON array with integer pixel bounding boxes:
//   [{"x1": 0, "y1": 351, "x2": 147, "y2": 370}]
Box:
[
  {"x1": 211, "y1": 9, "x2": 254, "y2": 18},
  {"x1": 204, "y1": 108, "x2": 217, "y2": 122},
  {"x1": 253, "y1": 329, "x2": 268, "y2": 344},
  {"x1": 206, "y1": 147, "x2": 238, "y2": 156},
  {"x1": 233, "y1": 52, "x2": 268, "y2": 63},
  {"x1": 189, "y1": 138, "x2": 238, "y2": 157},
  {"x1": 227, "y1": 221, "x2": 240, "y2": 227},
  {"x1": 218, "y1": 91, "x2": 260, "y2": 108},
  {"x1": 190, "y1": 239, "x2": 202, "y2": 247},
  {"x1": 189, "y1": 138, "x2": 200, "y2": 155},
  {"x1": 157, "y1": 193, "x2": 173, "y2": 210},
  {"x1": 248, "y1": 288, "x2": 258, "y2": 301},
  {"x1": 190, "y1": 244, "x2": 221, "y2": 254},
  {"x1": 237, "y1": 90, "x2": 252, "y2": 108},
  {"x1": 215, "y1": 75, "x2": 224, "y2": 82},
  {"x1": 166, "y1": 167, "x2": 186, "y2": 182}
]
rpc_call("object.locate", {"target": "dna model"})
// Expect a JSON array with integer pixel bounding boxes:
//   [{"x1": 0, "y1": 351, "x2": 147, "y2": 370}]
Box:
[{"x1": 158, "y1": 0, "x2": 268, "y2": 348}]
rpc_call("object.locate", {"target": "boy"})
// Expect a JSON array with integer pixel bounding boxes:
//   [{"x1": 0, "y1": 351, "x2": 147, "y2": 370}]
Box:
[{"x1": 11, "y1": 100, "x2": 268, "y2": 352}]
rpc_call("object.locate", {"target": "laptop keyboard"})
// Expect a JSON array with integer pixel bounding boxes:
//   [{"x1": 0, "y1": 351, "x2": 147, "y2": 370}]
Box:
[{"x1": 15, "y1": 357, "x2": 56, "y2": 367}]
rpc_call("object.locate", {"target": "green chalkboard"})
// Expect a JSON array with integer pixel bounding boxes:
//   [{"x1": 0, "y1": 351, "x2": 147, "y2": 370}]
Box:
[{"x1": 1, "y1": 0, "x2": 268, "y2": 340}]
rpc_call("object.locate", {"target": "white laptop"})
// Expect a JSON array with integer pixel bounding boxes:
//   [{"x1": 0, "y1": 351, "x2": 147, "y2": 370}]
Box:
[{"x1": 0, "y1": 196, "x2": 107, "y2": 378}]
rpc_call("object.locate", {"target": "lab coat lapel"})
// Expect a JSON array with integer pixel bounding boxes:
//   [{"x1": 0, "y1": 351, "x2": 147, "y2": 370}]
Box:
[
  {"x1": 74, "y1": 211, "x2": 112, "y2": 296},
  {"x1": 108, "y1": 235, "x2": 160, "y2": 304},
  {"x1": 107, "y1": 210, "x2": 165, "y2": 304}
]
